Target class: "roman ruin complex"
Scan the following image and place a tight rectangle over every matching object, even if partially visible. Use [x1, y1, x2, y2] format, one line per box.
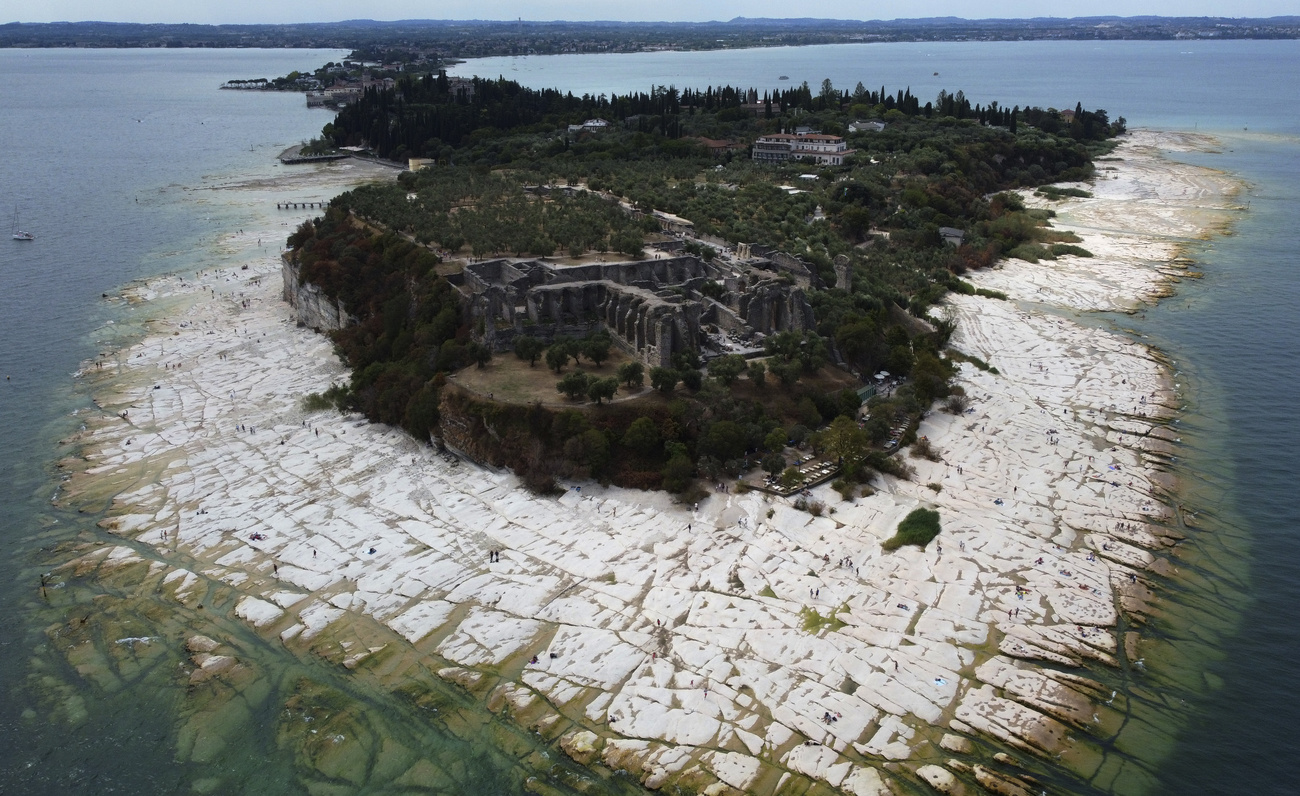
[459, 252, 816, 368]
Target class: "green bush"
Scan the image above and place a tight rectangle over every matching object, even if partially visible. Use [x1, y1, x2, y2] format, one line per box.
[881, 508, 941, 551]
[680, 368, 703, 392]
[1036, 185, 1093, 200]
[1008, 243, 1043, 263]
[1050, 243, 1093, 258]
[301, 392, 333, 411]
[661, 453, 695, 493]
[301, 382, 350, 412]
[649, 366, 678, 394]
[617, 360, 644, 388]
[514, 335, 545, 366]
[557, 371, 590, 400]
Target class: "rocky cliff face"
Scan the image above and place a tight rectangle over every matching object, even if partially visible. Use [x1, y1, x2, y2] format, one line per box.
[281, 255, 353, 331]
[436, 386, 564, 490]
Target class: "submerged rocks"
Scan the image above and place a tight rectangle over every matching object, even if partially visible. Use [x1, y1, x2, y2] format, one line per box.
[917, 764, 963, 795]
[558, 730, 600, 766]
[186, 635, 220, 654]
[939, 733, 973, 754]
[188, 654, 237, 684]
[973, 764, 1036, 796]
[437, 666, 484, 691]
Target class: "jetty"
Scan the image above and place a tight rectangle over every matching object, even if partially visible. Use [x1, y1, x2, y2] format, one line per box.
[277, 144, 351, 165]
[276, 201, 329, 210]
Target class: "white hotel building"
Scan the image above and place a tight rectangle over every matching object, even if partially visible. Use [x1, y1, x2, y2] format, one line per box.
[751, 132, 854, 166]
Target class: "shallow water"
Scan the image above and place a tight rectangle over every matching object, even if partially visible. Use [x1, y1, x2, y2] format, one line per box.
[1123, 135, 1300, 796]
[1, 44, 1298, 795]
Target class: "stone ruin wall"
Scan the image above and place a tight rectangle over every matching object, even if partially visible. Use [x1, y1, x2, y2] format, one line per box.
[282, 250, 817, 369]
[473, 280, 698, 369]
[746, 243, 820, 288]
[466, 255, 816, 369]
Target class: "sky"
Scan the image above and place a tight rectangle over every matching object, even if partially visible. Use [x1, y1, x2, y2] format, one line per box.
[7, 1, 1299, 25]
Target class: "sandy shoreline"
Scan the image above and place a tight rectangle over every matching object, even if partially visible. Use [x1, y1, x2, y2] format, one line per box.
[56, 131, 1241, 795]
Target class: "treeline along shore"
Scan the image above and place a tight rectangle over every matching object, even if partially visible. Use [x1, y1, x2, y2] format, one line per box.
[283, 70, 1125, 502]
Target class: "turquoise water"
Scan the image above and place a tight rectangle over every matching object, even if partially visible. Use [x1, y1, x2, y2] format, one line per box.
[0, 42, 1297, 795]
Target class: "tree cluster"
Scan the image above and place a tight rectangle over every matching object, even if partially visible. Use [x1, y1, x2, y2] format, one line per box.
[286, 209, 467, 442]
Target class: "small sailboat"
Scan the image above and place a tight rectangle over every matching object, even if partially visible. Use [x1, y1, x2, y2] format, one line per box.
[11, 208, 34, 241]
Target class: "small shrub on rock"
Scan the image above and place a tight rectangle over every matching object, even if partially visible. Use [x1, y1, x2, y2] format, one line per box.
[881, 508, 941, 551]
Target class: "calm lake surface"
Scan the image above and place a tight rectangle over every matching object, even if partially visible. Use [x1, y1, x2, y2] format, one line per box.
[1, 41, 1297, 795]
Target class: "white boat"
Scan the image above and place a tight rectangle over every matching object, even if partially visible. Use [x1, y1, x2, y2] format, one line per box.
[11, 208, 34, 241]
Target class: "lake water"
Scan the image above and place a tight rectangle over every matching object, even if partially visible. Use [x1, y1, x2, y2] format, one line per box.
[0, 48, 348, 792]
[1, 42, 1297, 795]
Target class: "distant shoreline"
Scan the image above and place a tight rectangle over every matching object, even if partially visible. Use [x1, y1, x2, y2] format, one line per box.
[4, 17, 1299, 55]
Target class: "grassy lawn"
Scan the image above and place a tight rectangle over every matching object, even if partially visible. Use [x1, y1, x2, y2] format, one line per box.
[450, 346, 650, 406]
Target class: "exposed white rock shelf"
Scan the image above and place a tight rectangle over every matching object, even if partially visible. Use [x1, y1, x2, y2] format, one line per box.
[67, 131, 1236, 794]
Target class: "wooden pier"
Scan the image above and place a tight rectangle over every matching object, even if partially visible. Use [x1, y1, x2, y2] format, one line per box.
[276, 201, 329, 210]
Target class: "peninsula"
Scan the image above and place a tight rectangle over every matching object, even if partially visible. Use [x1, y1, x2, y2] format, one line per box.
[276, 72, 1123, 503]
[34, 31, 1249, 790]
[54, 127, 1237, 795]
